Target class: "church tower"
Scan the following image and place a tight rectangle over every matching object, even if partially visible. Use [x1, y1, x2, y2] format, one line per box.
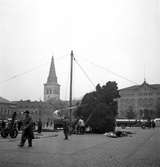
[44, 56, 60, 101]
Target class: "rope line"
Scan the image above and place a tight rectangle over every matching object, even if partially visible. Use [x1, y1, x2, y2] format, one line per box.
[0, 55, 67, 85]
[74, 57, 96, 89]
[77, 57, 138, 85]
[0, 62, 48, 85]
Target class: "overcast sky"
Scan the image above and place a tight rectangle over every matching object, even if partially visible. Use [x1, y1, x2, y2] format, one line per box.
[0, 0, 160, 101]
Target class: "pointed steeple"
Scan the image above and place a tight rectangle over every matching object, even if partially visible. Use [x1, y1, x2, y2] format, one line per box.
[142, 78, 147, 85]
[47, 56, 57, 83]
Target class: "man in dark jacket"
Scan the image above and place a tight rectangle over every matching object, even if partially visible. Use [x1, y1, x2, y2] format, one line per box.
[18, 110, 34, 147]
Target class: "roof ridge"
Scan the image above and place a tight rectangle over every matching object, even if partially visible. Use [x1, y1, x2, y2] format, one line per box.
[119, 83, 160, 91]
[0, 97, 10, 103]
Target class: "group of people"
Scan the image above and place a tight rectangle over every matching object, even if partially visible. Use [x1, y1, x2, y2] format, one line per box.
[62, 117, 86, 140]
[0, 111, 87, 147]
[17, 111, 69, 147]
[74, 118, 85, 134]
[141, 119, 156, 129]
[16, 111, 87, 147]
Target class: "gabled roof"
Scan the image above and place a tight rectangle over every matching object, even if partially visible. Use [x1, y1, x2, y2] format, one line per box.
[0, 97, 10, 103]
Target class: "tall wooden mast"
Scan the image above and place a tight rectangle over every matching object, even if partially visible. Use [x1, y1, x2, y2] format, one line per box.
[69, 50, 74, 124]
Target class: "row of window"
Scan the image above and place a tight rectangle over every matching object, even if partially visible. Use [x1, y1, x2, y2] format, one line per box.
[121, 92, 160, 97]
[120, 93, 135, 97]
[119, 98, 155, 109]
[0, 110, 40, 116]
[46, 89, 59, 94]
[120, 98, 155, 103]
[138, 92, 153, 96]
[0, 109, 11, 115]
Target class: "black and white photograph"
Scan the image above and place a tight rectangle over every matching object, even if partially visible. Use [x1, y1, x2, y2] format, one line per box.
[0, 0, 160, 166]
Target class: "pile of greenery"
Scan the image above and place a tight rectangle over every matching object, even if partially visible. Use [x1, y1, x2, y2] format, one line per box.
[75, 81, 120, 133]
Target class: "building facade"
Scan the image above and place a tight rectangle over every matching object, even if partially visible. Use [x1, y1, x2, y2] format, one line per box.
[44, 56, 60, 101]
[118, 81, 160, 119]
[0, 97, 16, 120]
[14, 100, 55, 123]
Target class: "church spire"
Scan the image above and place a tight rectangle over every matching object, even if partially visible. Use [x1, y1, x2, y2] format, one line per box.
[47, 56, 57, 83]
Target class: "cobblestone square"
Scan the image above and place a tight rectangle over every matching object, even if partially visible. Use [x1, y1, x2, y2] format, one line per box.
[0, 128, 159, 167]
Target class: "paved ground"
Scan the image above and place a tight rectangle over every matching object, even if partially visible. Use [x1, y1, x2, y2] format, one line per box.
[0, 127, 159, 167]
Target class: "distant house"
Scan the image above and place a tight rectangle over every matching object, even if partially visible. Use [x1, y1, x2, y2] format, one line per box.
[118, 80, 160, 119]
[0, 97, 16, 120]
[14, 100, 54, 122]
[14, 100, 68, 124]
[0, 95, 77, 125]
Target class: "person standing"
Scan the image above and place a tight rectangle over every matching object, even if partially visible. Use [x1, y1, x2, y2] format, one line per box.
[18, 120, 22, 131]
[2, 120, 6, 129]
[151, 120, 156, 128]
[37, 118, 42, 133]
[18, 111, 34, 147]
[78, 118, 85, 134]
[63, 117, 69, 140]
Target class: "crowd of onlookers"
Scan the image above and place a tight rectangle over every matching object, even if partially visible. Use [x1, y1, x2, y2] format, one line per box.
[1, 117, 158, 135]
[0, 119, 43, 133]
